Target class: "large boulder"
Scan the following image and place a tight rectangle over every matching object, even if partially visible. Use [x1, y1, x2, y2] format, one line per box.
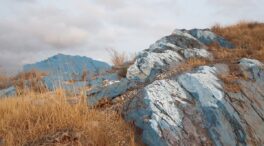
[125, 79, 211, 146]
[126, 30, 214, 83]
[224, 58, 264, 144]
[125, 63, 264, 146]
[87, 78, 131, 106]
[178, 66, 247, 146]
[87, 29, 216, 105]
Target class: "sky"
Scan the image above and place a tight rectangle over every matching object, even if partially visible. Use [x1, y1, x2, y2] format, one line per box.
[0, 0, 263, 74]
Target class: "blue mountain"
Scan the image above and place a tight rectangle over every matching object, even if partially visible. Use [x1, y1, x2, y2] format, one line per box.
[23, 53, 110, 79]
[23, 54, 111, 90]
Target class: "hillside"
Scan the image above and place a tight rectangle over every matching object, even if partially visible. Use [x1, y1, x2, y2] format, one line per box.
[0, 22, 264, 146]
[88, 22, 264, 146]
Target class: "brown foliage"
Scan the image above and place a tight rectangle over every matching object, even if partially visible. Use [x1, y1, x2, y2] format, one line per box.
[158, 58, 210, 79]
[0, 91, 135, 146]
[0, 74, 12, 90]
[211, 21, 264, 92]
[108, 48, 127, 67]
[108, 48, 135, 78]
[13, 70, 48, 95]
[211, 21, 264, 62]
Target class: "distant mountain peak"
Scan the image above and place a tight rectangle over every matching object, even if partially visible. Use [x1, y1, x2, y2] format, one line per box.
[23, 53, 110, 81]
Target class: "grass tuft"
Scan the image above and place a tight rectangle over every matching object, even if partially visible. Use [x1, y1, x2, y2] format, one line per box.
[0, 91, 135, 146]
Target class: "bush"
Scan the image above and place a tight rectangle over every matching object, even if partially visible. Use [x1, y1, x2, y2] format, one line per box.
[108, 49, 135, 78]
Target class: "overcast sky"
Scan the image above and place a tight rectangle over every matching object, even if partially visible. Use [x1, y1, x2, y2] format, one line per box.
[0, 0, 263, 74]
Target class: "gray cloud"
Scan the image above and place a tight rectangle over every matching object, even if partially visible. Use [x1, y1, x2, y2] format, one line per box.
[0, 0, 263, 74]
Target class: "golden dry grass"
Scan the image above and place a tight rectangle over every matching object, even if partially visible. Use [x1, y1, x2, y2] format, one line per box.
[0, 74, 11, 90]
[14, 70, 48, 94]
[158, 58, 210, 79]
[0, 70, 48, 95]
[162, 22, 264, 91]
[107, 49, 135, 78]
[211, 21, 264, 92]
[0, 91, 135, 146]
[211, 21, 264, 62]
[108, 49, 127, 67]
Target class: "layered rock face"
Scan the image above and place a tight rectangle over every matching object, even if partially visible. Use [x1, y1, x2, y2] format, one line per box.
[122, 29, 264, 146]
[84, 28, 263, 145]
[125, 59, 264, 146]
[126, 29, 228, 83]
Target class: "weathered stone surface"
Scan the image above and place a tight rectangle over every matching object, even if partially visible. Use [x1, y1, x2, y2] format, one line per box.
[188, 29, 235, 48]
[127, 50, 183, 82]
[0, 86, 16, 97]
[126, 31, 212, 83]
[178, 66, 247, 146]
[126, 28, 233, 83]
[223, 58, 264, 145]
[87, 79, 130, 106]
[125, 63, 264, 146]
[181, 48, 213, 60]
[172, 29, 235, 48]
[239, 58, 264, 81]
[125, 79, 211, 146]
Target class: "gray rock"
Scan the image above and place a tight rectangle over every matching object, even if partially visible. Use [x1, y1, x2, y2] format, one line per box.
[239, 58, 264, 81]
[125, 64, 264, 146]
[178, 66, 246, 146]
[126, 30, 211, 83]
[87, 78, 130, 106]
[125, 79, 209, 146]
[181, 48, 213, 60]
[0, 86, 16, 97]
[172, 29, 234, 48]
[89, 73, 119, 87]
[127, 50, 183, 82]
[223, 58, 264, 144]
[188, 29, 235, 48]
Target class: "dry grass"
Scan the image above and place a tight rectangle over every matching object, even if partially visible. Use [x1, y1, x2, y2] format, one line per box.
[211, 21, 264, 92]
[211, 21, 264, 62]
[107, 49, 135, 78]
[14, 70, 48, 95]
[158, 58, 209, 79]
[108, 49, 127, 67]
[0, 74, 12, 90]
[0, 70, 48, 95]
[0, 91, 135, 146]
[160, 22, 264, 91]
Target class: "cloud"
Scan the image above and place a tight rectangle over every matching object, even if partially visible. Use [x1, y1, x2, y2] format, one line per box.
[207, 0, 264, 22]
[0, 0, 263, 74]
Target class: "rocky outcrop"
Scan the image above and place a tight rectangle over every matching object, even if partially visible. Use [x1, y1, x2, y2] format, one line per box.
[87, 29, 232, 106]
[127, 50, 183, 82]
[87, 79, 131, 106]
[188, 29, 235, 48]
[127, 29, 231, 83]
[81, 27, 263, 146]
[125, 79, 211, 146]
[125, 60, 264, 146]
[224, 58, 264, 145]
